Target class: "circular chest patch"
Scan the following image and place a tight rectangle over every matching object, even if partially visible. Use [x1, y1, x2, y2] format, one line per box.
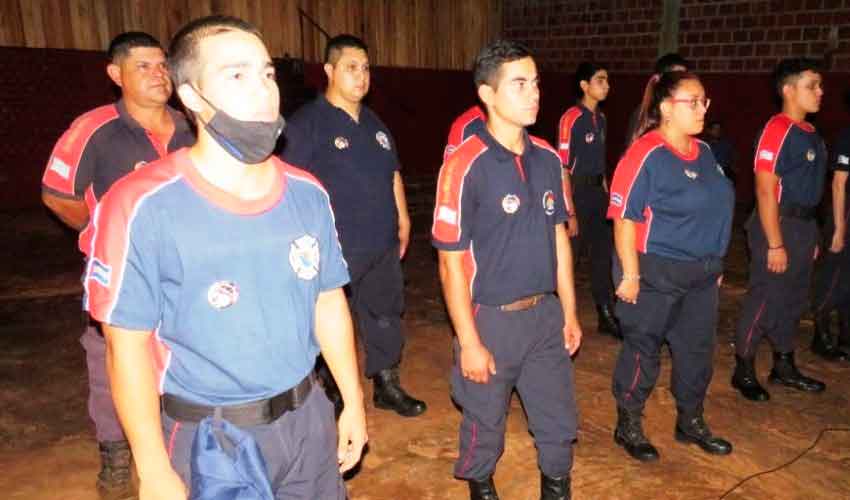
[289, 234, 320, 280]
[542, 190, 556, 215]
[585, 132, 595, 143]
[806, 148, 816, 162]
[207, 281, 239, 310]
[502, 194, 521, 214]
[334, 136, 349, 150]
[376, 131, 391, 150]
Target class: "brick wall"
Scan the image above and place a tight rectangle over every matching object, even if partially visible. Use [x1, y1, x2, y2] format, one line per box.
[680, 0, 850, 72]
[502, 0, 663, 72]
[503, 0, 850, 73]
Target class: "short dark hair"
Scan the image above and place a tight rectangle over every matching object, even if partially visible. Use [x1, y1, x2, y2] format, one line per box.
[655, 53, 690, 74]
[473, 39, 532, 89]
[773, 57, 821, 99]
[168, 15, 262, 89]
[324, 34, 368, 65]
[575, 61, 607, 96]
[107, 32, 162, 63]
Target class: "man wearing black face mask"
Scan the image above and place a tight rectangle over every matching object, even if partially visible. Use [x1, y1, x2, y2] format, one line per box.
[84, 16, 367, 499]
[283, 34, 427, 418]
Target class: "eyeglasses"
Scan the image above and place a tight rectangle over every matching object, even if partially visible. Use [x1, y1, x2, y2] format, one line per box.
[669, 97, 711, 110]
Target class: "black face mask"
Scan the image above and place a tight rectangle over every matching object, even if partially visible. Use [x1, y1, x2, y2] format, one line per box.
[195, 90, 285, 164]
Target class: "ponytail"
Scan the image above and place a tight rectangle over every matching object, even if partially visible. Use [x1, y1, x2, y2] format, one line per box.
[630, 71, 700, 146]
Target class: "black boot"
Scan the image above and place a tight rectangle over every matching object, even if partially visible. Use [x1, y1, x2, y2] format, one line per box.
[468, 476, 499, 500]
[811, 312, 845, 361]
[613, 407, 659, 462]
[674, 411, 732, 455]
[596, 303, 623, 339]
[540, 472, 571, 500]
[731, 355, 770, 401]
[96, 440, 135, 500]
[768, 351, 826, 392]
[837, 310, 850, 358]
[372, 366, 427, 417]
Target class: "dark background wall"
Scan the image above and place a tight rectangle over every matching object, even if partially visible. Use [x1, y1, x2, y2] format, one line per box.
[503, 0, 850, 72]
[2, 1, 850, 210]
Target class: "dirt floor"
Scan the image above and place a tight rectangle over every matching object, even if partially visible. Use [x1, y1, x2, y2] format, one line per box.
[1, 203, 849, 500]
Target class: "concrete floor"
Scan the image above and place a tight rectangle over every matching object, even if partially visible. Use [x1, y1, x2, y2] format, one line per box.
[1, 205, 849, 500]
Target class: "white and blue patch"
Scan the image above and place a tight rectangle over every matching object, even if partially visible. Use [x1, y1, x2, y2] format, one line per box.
[289, 234, 320, 280]
[610, 192, 624, 207]
[376, 131, 391, 150]
[49, 157, 71, 179]
[89, 258, 112, 287]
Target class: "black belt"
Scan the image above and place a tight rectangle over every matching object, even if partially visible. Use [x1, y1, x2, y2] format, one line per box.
[778, 204, 816, 219]
[162, 372, 315, 426]
[571, 174, 604, 187]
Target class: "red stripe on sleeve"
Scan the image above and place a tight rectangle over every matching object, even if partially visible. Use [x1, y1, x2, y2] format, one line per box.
[444, 106, 486, 162]
[754, 114, 793, 174]
[557, 106, 582, 167]
[85, 154, 183, 325]
[42, 105, 119, 196]
[607, 133, 663, 220]
[432, 136, 487, 244]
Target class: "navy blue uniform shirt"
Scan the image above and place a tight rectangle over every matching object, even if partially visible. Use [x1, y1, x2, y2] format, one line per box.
[557, 104, 607, 176]
[432, 128, 569, 306]
[754, 113, 826, 208]
[608, 131, 734, 261]
[282, 95, 400, 255]
[42, 99, 195, 254]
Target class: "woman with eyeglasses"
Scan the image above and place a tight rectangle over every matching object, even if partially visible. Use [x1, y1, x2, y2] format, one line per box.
[606, 71, 734, 462]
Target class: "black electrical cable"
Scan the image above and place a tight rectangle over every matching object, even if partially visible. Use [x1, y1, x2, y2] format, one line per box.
[718, 427, 850, 499]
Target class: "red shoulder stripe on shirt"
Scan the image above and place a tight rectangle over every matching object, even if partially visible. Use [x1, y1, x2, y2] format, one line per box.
[444, 106, 486, 161]
[557, 106, 583, 166]
[529, 135, 572, 212]
[42, 104, 120, 196]
[754, 114, 794, 174]
[607, 133, 664, 220]
[432, 136, 487, 244]
[84, 154, 183, 325]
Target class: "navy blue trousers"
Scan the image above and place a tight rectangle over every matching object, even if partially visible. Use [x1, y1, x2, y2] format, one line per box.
[613, 253, 722, 414]
[571, 185, 615, 308]
[452, 294, 577, 480]
[162, 386, 345, 500]
[735, 215, 818, 357]
[345, 245, 405, 377]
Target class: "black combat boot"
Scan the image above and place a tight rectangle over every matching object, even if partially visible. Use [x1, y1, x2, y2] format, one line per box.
[811, 312, 845, 360]
[613, 406, 659, 462]
[674, 411, 732, 455]
[96, 440, 135, 500]
[768, 351, 826, 392]
[837, 310, 850, 359]
[468, 476, 499, 500]
[596, 303, 623, 339]
[372, 366, 427, 417]
[540, 472, 571, 500]
[731, 355, 770, 401]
